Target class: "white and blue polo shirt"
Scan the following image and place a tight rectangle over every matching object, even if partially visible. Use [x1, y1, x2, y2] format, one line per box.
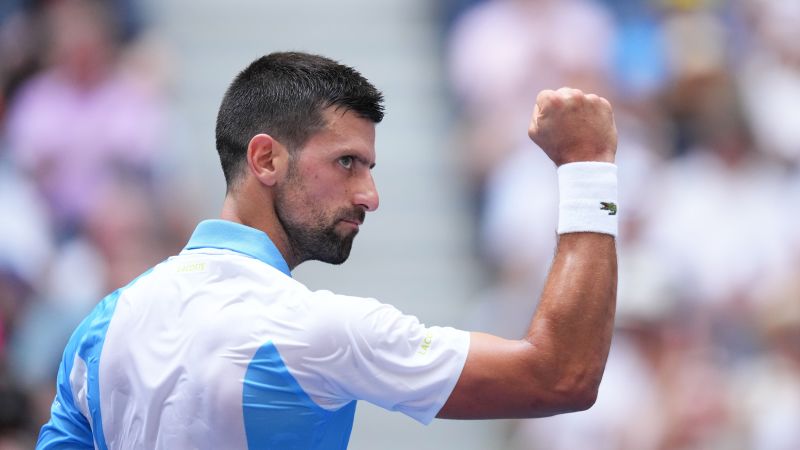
[37, 220, 470, 449]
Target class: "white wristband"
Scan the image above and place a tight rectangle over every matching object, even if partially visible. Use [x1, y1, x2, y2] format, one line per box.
[557, 162, 618, 236]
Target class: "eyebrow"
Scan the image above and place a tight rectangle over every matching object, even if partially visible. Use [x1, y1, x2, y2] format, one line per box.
[351, 153, 375, 169]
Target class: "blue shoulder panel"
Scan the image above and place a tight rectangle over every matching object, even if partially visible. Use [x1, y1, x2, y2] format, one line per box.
[37, 269, 153, 450]
[36, 316, 95, 449]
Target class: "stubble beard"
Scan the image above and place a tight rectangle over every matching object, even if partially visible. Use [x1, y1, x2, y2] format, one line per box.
[274, 180, 363, 266]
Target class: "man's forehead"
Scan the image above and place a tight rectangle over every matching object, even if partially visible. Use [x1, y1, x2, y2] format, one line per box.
[309, 107, 376, 156]
[322, 106, 376, 131]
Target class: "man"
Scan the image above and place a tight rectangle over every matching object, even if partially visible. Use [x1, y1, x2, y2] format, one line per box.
[37, 52, 618, 449]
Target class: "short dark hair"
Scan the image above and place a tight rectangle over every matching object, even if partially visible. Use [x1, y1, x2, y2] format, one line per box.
[215, 52, 385, 187]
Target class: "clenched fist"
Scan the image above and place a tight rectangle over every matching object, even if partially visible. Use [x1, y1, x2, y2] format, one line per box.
[528, 88, 617, 166]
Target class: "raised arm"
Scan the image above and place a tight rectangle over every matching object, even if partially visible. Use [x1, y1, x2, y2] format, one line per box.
[438, 88, 618, 419]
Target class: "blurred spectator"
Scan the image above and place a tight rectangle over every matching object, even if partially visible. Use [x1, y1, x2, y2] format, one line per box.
[0, 2, 42, 122]
[0, 159, 53, 361]
[737, 0, 800, 163]
[731, 262, 800, 450]
[607, 0, 669, 101]
[0, 0, 179, 444]
[4, 0, 166, 239]
[84, 177, 167, 293]
[643, 118, 794, 311]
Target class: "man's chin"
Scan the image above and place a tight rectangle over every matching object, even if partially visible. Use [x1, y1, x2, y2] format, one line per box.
[314, 235, 355, 265]
[316, 250, 350, 265]
[326, 256, 349, 266]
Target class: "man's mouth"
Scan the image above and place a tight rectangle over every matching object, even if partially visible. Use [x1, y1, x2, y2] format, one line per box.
[339, 219, 362, 231]
[339, 209, 365, 226]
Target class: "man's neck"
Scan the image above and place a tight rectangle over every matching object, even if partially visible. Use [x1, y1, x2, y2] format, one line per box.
[220, 187, 299, 270]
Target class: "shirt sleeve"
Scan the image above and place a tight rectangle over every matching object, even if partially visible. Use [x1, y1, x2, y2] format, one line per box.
[36, 344, 94, 449]
[295, 292, 471, 424]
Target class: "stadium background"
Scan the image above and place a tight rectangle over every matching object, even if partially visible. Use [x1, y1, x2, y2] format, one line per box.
[1, 0, 798, 448]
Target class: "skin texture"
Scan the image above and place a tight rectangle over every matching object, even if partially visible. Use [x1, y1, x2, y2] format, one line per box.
[223, 87, 617, 419]
[438, 87, 618, 419]
[221, 107, 378, 269]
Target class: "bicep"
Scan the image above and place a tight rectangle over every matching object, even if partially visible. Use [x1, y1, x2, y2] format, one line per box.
[437, 332, 585, 420]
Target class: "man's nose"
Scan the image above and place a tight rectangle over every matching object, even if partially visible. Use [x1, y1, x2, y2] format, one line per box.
[353, 172, 379, 212]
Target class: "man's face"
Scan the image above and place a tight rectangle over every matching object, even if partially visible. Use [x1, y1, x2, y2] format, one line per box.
[274, 107, 379, 265]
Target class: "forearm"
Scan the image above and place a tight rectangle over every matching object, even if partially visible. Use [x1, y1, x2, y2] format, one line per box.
[438, 88, 619, 420]
[524, 232, 617, 409]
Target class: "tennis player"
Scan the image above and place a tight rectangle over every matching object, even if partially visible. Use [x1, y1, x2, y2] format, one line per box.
[37, 52, 618, 449]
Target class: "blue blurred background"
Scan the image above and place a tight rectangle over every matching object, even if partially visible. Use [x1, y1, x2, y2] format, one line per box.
[1, 0, 798, 448]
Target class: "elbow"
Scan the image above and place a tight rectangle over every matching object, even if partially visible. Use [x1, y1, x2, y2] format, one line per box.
[563, 382, 599, 412]
[547, 371, 602, 414]
[547, 353, 608, 413]
[512, 376, 600, 418]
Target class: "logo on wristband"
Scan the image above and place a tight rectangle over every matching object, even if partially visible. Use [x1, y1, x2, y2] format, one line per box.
[600, 202, 617, 215]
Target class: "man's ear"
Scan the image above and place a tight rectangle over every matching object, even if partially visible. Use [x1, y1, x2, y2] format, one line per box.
[246, 134, 288, 187]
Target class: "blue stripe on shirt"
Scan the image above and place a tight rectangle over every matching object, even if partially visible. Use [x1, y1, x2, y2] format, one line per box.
[37, 269, 153, 450]
[243, 341, 356, 449]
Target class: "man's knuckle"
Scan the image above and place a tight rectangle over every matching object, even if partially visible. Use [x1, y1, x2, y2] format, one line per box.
[537, 89, 555, 102]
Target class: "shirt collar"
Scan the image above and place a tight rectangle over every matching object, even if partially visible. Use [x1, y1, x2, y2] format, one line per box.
[183, 219, 291, 276]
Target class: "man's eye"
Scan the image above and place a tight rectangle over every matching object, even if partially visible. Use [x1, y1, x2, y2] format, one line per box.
[338, 156, 354, 169]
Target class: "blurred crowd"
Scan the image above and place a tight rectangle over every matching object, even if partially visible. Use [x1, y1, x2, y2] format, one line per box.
[445, 0, 800, 448]
[0, 0, 196, 447]
[1, 0, 798, 448]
